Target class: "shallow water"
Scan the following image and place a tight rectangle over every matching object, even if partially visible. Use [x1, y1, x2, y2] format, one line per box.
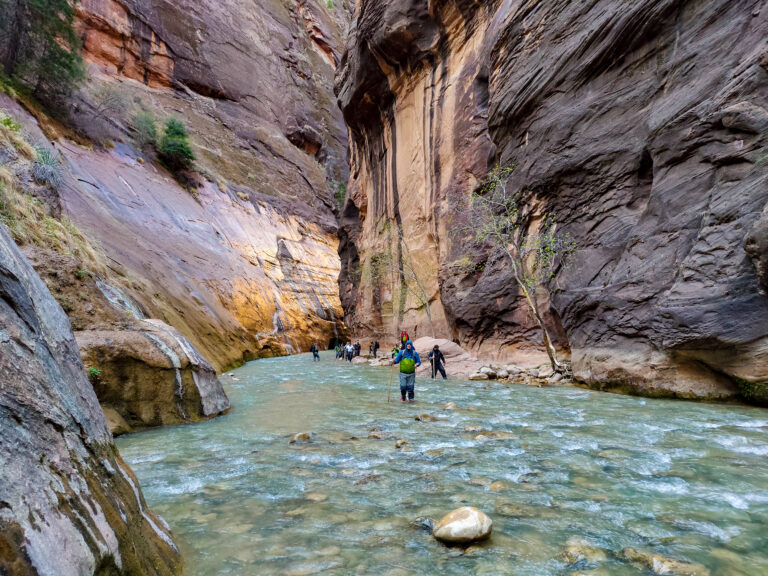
[117, 352, 768, 575]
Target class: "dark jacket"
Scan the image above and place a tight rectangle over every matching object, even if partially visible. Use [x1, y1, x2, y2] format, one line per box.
[428, 350, 445, 366]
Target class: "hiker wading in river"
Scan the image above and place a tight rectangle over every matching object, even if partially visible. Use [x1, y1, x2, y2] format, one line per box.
[428, 344, 447, 379]
[394, 340, 421, 403]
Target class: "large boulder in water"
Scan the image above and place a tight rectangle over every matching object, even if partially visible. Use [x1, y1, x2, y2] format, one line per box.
[433, 506, 493, 545]
[77, 318, 230, 434]
[0, 225, 181, 575]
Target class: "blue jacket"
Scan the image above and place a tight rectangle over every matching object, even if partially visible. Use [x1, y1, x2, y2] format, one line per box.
[394, 341, 421, 365]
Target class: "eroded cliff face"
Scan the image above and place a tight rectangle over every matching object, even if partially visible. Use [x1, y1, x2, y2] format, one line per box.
[336, 0, 768, 401]
[22, 0, 353, 370]
[0, 225, 181, 576]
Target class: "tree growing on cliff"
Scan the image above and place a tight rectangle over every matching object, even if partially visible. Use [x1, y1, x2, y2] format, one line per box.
[158, 118, 195, 173]
[463, 164, 575, 374]
[0, 0, 85, 110]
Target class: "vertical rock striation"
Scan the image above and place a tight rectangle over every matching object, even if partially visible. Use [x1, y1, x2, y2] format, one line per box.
[336, 0, 768, 402]
[0, 225, 181, 575]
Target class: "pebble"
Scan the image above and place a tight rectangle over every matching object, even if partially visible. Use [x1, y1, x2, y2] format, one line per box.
[395, 439, 408, 449]
[305, 493, 327, 502]
[444, 402, 457, 410]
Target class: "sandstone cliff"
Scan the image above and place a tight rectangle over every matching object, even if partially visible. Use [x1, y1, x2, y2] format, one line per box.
[0, 225, 181, 575]
[336, 0, 768, 402]
[0, 0, 352, 373]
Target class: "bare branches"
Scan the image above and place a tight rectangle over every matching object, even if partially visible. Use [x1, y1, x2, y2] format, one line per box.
[463, 164, 575, 373]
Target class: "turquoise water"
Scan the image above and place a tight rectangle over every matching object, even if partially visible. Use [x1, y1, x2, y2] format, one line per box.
[117, 352, 768, 575]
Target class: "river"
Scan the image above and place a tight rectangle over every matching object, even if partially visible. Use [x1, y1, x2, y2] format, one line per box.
[117, 352, 768, 575]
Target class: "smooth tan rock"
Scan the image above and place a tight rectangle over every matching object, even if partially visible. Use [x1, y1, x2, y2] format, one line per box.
[395, 439, 409, 449]
[289, 432, 312, 444]
[368, 432, 384, 440]
[469, 372, 489, 381]
[621, 548, 710, 576]
[444, 402, 457, 410]
[468, 477, 491, 486]
[415, 413, 437, 422]
[102, 406, 132, 436]
[487, 481, 506, 492]
[561, 537, 608, 565]
[433, 507, 493, 545]
[305, 493, 327, 503]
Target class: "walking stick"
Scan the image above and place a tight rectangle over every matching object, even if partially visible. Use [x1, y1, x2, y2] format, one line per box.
[387, 362, 394, 403]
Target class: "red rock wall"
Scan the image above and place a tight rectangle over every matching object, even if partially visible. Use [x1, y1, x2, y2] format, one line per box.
[47, 0, 355, 369]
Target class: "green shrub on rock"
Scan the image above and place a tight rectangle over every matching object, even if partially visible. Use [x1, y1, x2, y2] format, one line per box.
[158, 117, 195, 173]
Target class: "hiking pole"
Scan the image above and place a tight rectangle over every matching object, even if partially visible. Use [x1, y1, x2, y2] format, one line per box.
[387, 362, 394, 403]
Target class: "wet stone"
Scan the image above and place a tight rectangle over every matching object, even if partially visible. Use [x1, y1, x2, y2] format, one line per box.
[433, 506, 493, 545]
[621, 548, 710, 576]
[289, 432, 313, 444]
[415, 413, 438, 422]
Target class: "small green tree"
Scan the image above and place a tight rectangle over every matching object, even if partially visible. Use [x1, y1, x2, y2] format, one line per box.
[132, 110, 158, 150]
[465, 164, 575, 374]
[1, 0, 85, 109]
[158, 117, 195, 173]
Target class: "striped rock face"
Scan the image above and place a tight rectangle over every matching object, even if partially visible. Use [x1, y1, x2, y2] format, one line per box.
[433, 506, 493, 545]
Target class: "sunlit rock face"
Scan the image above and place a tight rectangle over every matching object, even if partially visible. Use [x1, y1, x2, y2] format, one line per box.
[336, 1, 768, 401]
[0, 225, 181, 576]
[62, 0, 353, 369]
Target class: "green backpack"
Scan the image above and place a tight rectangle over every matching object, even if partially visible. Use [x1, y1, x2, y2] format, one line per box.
[400, 357, 416, 374]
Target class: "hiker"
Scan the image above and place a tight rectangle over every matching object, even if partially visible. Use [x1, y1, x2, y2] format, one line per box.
[346, 342, 354, 362]
[335, 344, 343, 360]
[391, 344, 400, 359]
[400, 331, 410, 350]
[354, 342, 361, 357]
[369, 342, 375, 356]
[394, 340, 421, 403]
[428, 344, 447, 379]
[311, 342, 320, 362]
[373, 340, 380, 358]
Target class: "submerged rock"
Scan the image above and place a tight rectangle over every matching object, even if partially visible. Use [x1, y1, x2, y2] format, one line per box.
[415, 414, 437, 422]
[622, 548, 710, 576]
[561, 536, 608, 565]
[433, 507, 493, 545]
[289, 432, 313, 444]
[395, 439, 409, 449]
[0, 226, 181, 575]
[409, 517, 434, 533]
[444, 402, 457, 410]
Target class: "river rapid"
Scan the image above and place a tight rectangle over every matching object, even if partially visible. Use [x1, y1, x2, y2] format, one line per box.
[117, 352, 768, 575]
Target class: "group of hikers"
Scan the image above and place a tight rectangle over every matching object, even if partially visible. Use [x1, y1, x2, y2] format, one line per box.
[332, 341, 366, 361]
[316, 330, 449, 403]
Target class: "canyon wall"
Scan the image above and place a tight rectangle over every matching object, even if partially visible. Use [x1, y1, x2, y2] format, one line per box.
[66, 0, 352, 369]
[2, 0, 352, 374]
[0, 225, 181, 576]
[336, 0, 768, 402]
